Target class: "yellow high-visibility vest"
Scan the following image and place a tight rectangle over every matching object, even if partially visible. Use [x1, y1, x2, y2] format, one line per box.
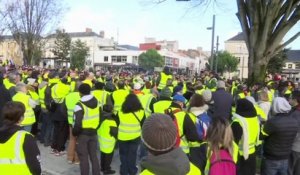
[118, 110, 144, 141]
[158, 72, 172, 90]
[65, 92, 81, 125]
[92, 90, 109, 108]
[140, 94, 154, 118]
[112, 89, 129, 113]
[153, 100, 172, 114]
[97, 119, 117, 153]
[80, 102, 100, 129]
[140, 162, 201, 175]
[13, 92, 35, 126]
[0, 131, 32, 175]
[38, 86, 47, 110]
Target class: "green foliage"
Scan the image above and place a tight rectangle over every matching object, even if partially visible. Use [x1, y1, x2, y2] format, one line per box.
[70, 39, 89, 70]
[213, 51, 239, 74]
[267, 49, 288, 74]
[138, 49, 164, 70]
[52, 30, 71, 64]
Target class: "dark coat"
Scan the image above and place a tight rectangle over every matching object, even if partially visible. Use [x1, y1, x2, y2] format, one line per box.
[212, 88, 234, 119]
[0, 84, 11, 126]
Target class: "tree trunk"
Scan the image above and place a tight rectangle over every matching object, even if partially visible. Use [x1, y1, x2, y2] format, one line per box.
[247, 52, 268, 86]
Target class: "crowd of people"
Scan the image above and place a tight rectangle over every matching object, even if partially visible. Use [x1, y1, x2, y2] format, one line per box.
[0, 65, 300, 175]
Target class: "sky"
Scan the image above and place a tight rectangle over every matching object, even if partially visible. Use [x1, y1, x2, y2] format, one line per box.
[61, 0, 300, 51]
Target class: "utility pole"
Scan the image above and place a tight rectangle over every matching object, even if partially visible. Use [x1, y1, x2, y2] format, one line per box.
[207, 15, 215, 71]
[215, 35, 219, 73]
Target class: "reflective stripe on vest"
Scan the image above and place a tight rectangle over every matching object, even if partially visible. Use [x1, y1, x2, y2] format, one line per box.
[12, 92, 35, 126]
[232, 114, 260, 159]
[172, 109, 190, 154]
[98, 119, 117, 153]
[140, 94, 154, 117]
[0, 131, 31, 174]
[80, 102, 100, 129]
[118, 110, 144, 141]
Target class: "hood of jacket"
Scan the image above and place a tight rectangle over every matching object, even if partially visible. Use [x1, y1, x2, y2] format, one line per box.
[80, 94, 98, 109]
[0, 122, 21, 143]
[189, 105, 209, 116]
[140, 148, 190, 175]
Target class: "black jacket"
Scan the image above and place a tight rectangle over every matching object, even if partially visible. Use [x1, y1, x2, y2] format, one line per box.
[0, 84, 11, 126]
[0, 123, 41, 175]
[72, 95, 100, 137]
[262, 113, 299, 160]
[212, 88, 234, 119]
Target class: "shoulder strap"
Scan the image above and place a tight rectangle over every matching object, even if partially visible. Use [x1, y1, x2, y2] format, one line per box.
[132, 112, 141, 124]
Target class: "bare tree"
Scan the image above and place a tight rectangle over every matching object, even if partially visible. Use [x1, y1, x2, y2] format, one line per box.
[153, 0, 300, 85]
[0, 0, 65, 65]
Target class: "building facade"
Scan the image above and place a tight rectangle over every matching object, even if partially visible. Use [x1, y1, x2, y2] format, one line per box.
[0, 36, 23, 66]
[224, 33, 249, 79]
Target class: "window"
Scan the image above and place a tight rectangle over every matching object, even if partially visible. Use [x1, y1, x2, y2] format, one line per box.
[104, 56, 108, 62]
[112, 56, 127, 62]
[112, 56, 117, 62]
[121, 56, 127, 62]
[288, 64, 293, 68]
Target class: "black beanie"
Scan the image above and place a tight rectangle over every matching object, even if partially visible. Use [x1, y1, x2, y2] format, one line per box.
[79, 83, 91, 95]
[236, 99, 257, 117]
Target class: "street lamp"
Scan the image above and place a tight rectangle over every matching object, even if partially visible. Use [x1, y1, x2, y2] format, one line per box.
[207, 15, 215, 71]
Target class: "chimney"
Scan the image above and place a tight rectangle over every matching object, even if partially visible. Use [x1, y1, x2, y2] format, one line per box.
[85, 28, 92, 33]
[99, 31, 105, 38]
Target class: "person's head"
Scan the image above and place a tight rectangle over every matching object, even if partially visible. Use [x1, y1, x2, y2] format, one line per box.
[88, 72, 95, 80]
[188, 94, 206, 111]
[15, 82, 27, 93]
[172, 94, 186, 108]
[134, 83, 141, 90]
[202, 89, 213, 104]
[236, 99, 257, 117]
[121, 94, 143, 113]
[150, 88, 159, 98]
[272, 97, 291, 114]
[206, 117, 234, 157]
[216, 80, 225, 89]
[173, 85, 183, 96]
[145, 81, 151, 89]
[94, 82, 105, 90]
[78, 83, 91, 96]
[142, 114, 177, 155]
[8, 72, 20, 84]
[160, 87, 172, 98]
[117, 80, 125, 89]
[2, 101, 25, 125]
[258, 90, 269, 102]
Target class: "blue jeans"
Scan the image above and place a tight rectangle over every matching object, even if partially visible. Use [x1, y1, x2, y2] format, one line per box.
[138, 142, 148, 161]
[119, 138, 140, 175]
[40, 112, 53, 146]
[261, 158, 288, 175]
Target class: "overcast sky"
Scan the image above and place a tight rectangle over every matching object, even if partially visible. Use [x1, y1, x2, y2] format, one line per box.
[61, 0, 300, 51]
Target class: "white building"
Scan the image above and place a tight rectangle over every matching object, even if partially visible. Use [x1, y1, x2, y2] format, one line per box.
[225, 33, 249, 79]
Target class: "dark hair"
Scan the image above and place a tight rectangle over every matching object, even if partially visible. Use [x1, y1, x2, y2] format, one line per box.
[118, 80, 125, 89]
[2, 102, 25, 124]
[79, 83, 91, 95]
[189, 94, 205, 109]
[122, 94, 143, 113]
[95, 82, 105, 90]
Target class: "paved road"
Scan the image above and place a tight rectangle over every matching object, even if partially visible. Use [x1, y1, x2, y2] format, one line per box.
[39, 142, 122, 175]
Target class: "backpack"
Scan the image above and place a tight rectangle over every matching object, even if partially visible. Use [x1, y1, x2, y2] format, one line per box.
[44, 83, 56, 112]
[195, 112, 211, 140]
[164, 108, 182, 147]
[209, 149, 236, 175]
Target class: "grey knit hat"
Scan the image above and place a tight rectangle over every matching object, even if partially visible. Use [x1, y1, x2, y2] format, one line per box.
[160, 87, 172, 98]
[141, 114, 177, 152]
[202, 89, 213, 103]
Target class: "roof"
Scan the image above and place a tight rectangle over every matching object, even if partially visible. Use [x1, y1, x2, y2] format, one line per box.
[47, 32, 99, 38]
[287, 50, 300, 62]
[118, 45, 140, 51]
[226, 32, 245, 41]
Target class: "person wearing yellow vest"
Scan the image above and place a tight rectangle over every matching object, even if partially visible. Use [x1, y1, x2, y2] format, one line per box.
[117, 94, 145, 175]
[92, 82, 110, 109]
[140, 88, 159, 118]
[111, 80, 129, 114]
[168, 95, 201, 155]
[97, 104, 117, 175]
[50, 72, 71, 156]
[13, 82, 37, 132]
[153, 87, 173, 114]
[132, 82, 144, 97]
[82, 72, 95, 88]
[0, 101, 41, 175]
[156, 67, 173, 91]
[257, 90, 271, 120]
[64, 83, 81, 165]
[140, 114, 201, 175]
[72, 83, 101, 175]
[231, 99, 260, 175]
[4, 72, 21, 97]
[246, 96, 268, 123]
